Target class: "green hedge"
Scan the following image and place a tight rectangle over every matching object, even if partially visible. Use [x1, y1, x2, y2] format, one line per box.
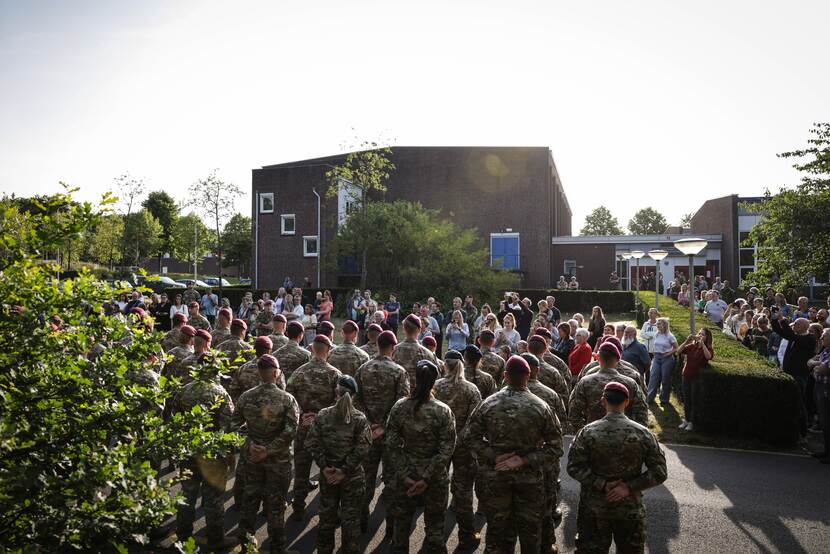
[494, 289, 635, 314]
[638, 292, 800, 445]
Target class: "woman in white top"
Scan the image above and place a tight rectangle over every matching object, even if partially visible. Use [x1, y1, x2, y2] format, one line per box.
[495, 313, 521, 352]
[640, 308, 659, 354]
[170, 293, 187, 321]
[301, 304, 317, 345]
[445, 310, 470, 351]
[647, 317, 679, 404]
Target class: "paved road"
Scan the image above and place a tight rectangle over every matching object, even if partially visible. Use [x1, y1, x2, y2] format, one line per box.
[160, 439, 829, 553]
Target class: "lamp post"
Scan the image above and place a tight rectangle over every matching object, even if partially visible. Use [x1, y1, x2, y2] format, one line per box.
[648, 249, 669, 310]
[621, 252, 632, 291]
[673, 238, 709, 336]
[630, 250, 645, 296]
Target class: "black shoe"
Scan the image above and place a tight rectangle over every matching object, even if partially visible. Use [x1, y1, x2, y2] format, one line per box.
[308, 479, 319, 489]
[289, 507, 305, 522]
[197, 535, 239, 551]
[383, 519, 394, 541]
[811, 451, 828, 458]
[458, 533, 481, 550]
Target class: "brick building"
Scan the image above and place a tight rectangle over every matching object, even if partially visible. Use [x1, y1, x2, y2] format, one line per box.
[251, 146, 571, 290]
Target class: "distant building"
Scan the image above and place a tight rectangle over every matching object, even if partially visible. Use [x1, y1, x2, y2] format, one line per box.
[251, 147, 571, 290]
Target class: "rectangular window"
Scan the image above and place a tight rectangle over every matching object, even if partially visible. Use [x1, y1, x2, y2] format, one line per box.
[337, 178, 359, 226]
[303, 235, 318, 257]
[564, 259, 577, 277]
[739, 249, 755, 266]
[259, 192, 274, 214]
[280, 214, 295, 235]
[490, 233, 520, 270]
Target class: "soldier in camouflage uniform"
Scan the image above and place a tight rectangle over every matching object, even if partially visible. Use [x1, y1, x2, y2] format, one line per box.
[186, 301, 211, 331]
[567, 381, 667, 553]
[521, 352, 566, 553]
[393, 314, 438, 390]
[216, 318, 254, 367]
[478, 330, 506, 385]
[275, 321, 311, 380]
[286, 334, 342, 518]
[421, 336, 445, 375]
[462, 344, 498, 400]
[432, 350, 482, 549]
[353, 330, 410, 535]
[528, 335, 571, 407]
[361, 322, 383, 359]
[386, 360, 456, 554]
[255, 299, 275, 336]
[231, 354, 300, 553]
[163, 325, 196, 382]
[169, 357, 235, 549]
[177, 329, 213, 381]
[210, 307, 233, 346]
[161, 312, 189, 351]
[306, 375, 372, 554]
[532, 326, 573, 389]
[317, 319, 335, 341]
[268, 313, 290, 351]
[569, 342, 649, 433]
[463, 355, 564, 554]
[328, 320, 371, 376]
[182, 282, 201, 305]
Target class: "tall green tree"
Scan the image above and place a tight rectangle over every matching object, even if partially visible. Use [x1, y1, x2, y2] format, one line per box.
[743, 122, 830, 289]
[114, 174, 145, 265]
[627, 207, 669, 235]
[0, 189, 240, 550]
[679, 212, 694, 228]
[580, 206, 623, 235]
[188, 170, 242, 297]
[122, 209, 162, 265]
[326, 142, 396, 290]
[326, 200, 516, 302]
[90, 214, 125, 270]
[222, 214, 252, 277]
[142, 191, 179, 271]
[171, 213, 213, 271]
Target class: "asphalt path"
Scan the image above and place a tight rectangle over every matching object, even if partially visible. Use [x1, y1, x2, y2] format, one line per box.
[157, 437, 829, 553]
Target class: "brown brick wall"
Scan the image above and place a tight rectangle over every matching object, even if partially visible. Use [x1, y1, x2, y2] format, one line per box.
[691, 195, 737, 284]
[550, 243, 616, 290]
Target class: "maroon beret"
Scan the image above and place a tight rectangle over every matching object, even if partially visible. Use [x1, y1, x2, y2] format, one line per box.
[130, 307, 146, 317]
[313, 334, 333, 348]
[188, 301, 199, 308]
[528, 334, 547, 346]
[286, 320, 305, 338]
[272, 313, 287, 323]
[533, 327, 552, 340]
[342, 320, 359, 332]
[603, 381, 629, 398]
[422, 336, 437, 348]
[180, 325, 196, 337]
[603, 336, 623, 351]
[218, 307, 232, 319]
[264, 299, 274, 306]
[505, 355, 531, 376]
[254, 336, 273, 349]
[403, 314, 422, 328]
[377, 330, 398, 348]
[231, 318, 248, 331]
[173, 312, 188, 323]
[195, 329, 212, 342]
[318, 320, 335, 332]
[257, 354, 279, 370]
[598, 342, 621, 359]
[367, 323, 384, 334]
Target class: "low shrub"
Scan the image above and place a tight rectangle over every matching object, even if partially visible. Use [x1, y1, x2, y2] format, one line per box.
[639, 292, 800, 445]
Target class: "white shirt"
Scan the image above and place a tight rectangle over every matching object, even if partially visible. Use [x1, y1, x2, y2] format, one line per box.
[704, 299, 729, 323]
[777, 338, 788, 366]
[653, 332, 678, 355]
[170, 304, 187, 319]
[640, 320, 659, 353]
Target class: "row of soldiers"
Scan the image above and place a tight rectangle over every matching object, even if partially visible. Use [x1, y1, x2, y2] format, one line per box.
[150, 306, 667, 553]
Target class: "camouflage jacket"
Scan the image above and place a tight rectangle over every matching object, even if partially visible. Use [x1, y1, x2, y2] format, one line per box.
[306, 401, 372, 476]
[386, 397, 456, 483]
[327, 342, 371, 376]
[268, 332, 289, 351]
[254, 310, 273, 334]
[479, 348, 506, 385]
[231, 383, 300, 461]
[182, 289, 201, 305]
[393, 338, 437, 390]
[544, 351, 572, 387]
[275, 341, 312, 379]
[286, 359, 342, 414]
[188, 313, 211, 331]
[161, 328, 182, 352]
[463, 362, 498, 400]
[217, 337, 253, 365]
[568, 368, 648, 432]
[229, 356, 286, 402]
[126, 366, 160, 390]
[211, 327, 232, 346]
[354, 356, 410, 427]
[361, 342, 378, 359]
[463, 386, 563, 474]
[433, 376, 482, 435]
[171, 378, 233, 432]
[164, 345, 194, 381]
[539, 360, 570, 408]
[580, 359, 644, 391]
[567, 412, 667, 518]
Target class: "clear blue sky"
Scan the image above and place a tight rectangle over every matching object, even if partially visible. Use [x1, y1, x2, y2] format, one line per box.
[1, 0, 828, 230]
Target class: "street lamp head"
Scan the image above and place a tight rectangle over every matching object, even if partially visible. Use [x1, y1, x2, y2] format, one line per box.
[621, 252, 632, 260]
[648, 249, 669, 261]
[673, 238, 708, 256]
[630, 250, 645, 260]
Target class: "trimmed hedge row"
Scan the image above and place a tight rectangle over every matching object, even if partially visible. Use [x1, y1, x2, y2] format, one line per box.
[489, 290, 636, 314]
[638, 292, 800, 445]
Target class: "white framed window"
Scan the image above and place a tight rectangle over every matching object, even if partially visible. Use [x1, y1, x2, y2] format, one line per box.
[490, 233, 520, 270]
[303, 235, 318, 257]
[564, 260, 577, 277]
[337, 178, 360, 226]
[259, 192, 274, 214]
[280, 214, 295, 235]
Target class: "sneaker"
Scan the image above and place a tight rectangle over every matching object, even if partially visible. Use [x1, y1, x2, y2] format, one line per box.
[685, 422, 694, 432]
[678, 421, 689, 430]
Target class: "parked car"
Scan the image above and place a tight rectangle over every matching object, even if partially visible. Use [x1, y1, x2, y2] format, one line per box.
[175, 279, 210, 288]
[202, 277, 232, 287]
[238, 278, 252, 286]
[138, 275, 179, 292]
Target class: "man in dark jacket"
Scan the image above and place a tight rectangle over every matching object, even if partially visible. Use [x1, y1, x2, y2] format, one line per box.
[499, 293, 534, 340]
[772, 315, 816, 436]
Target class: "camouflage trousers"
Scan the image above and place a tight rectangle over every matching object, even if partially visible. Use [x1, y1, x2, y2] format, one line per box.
[363, 440, 394, 523]
[391, 474, 449, 554]
[241, 456, 292, 552]
[292, 423, 314, 510]
[477, 467, 545, 554]
[317, 473, 366, 554]
[503, 465, 559, 550]
[575, 504, 646, 554]
[176, 457, 228, 540]
[450, 447, 478, 541]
